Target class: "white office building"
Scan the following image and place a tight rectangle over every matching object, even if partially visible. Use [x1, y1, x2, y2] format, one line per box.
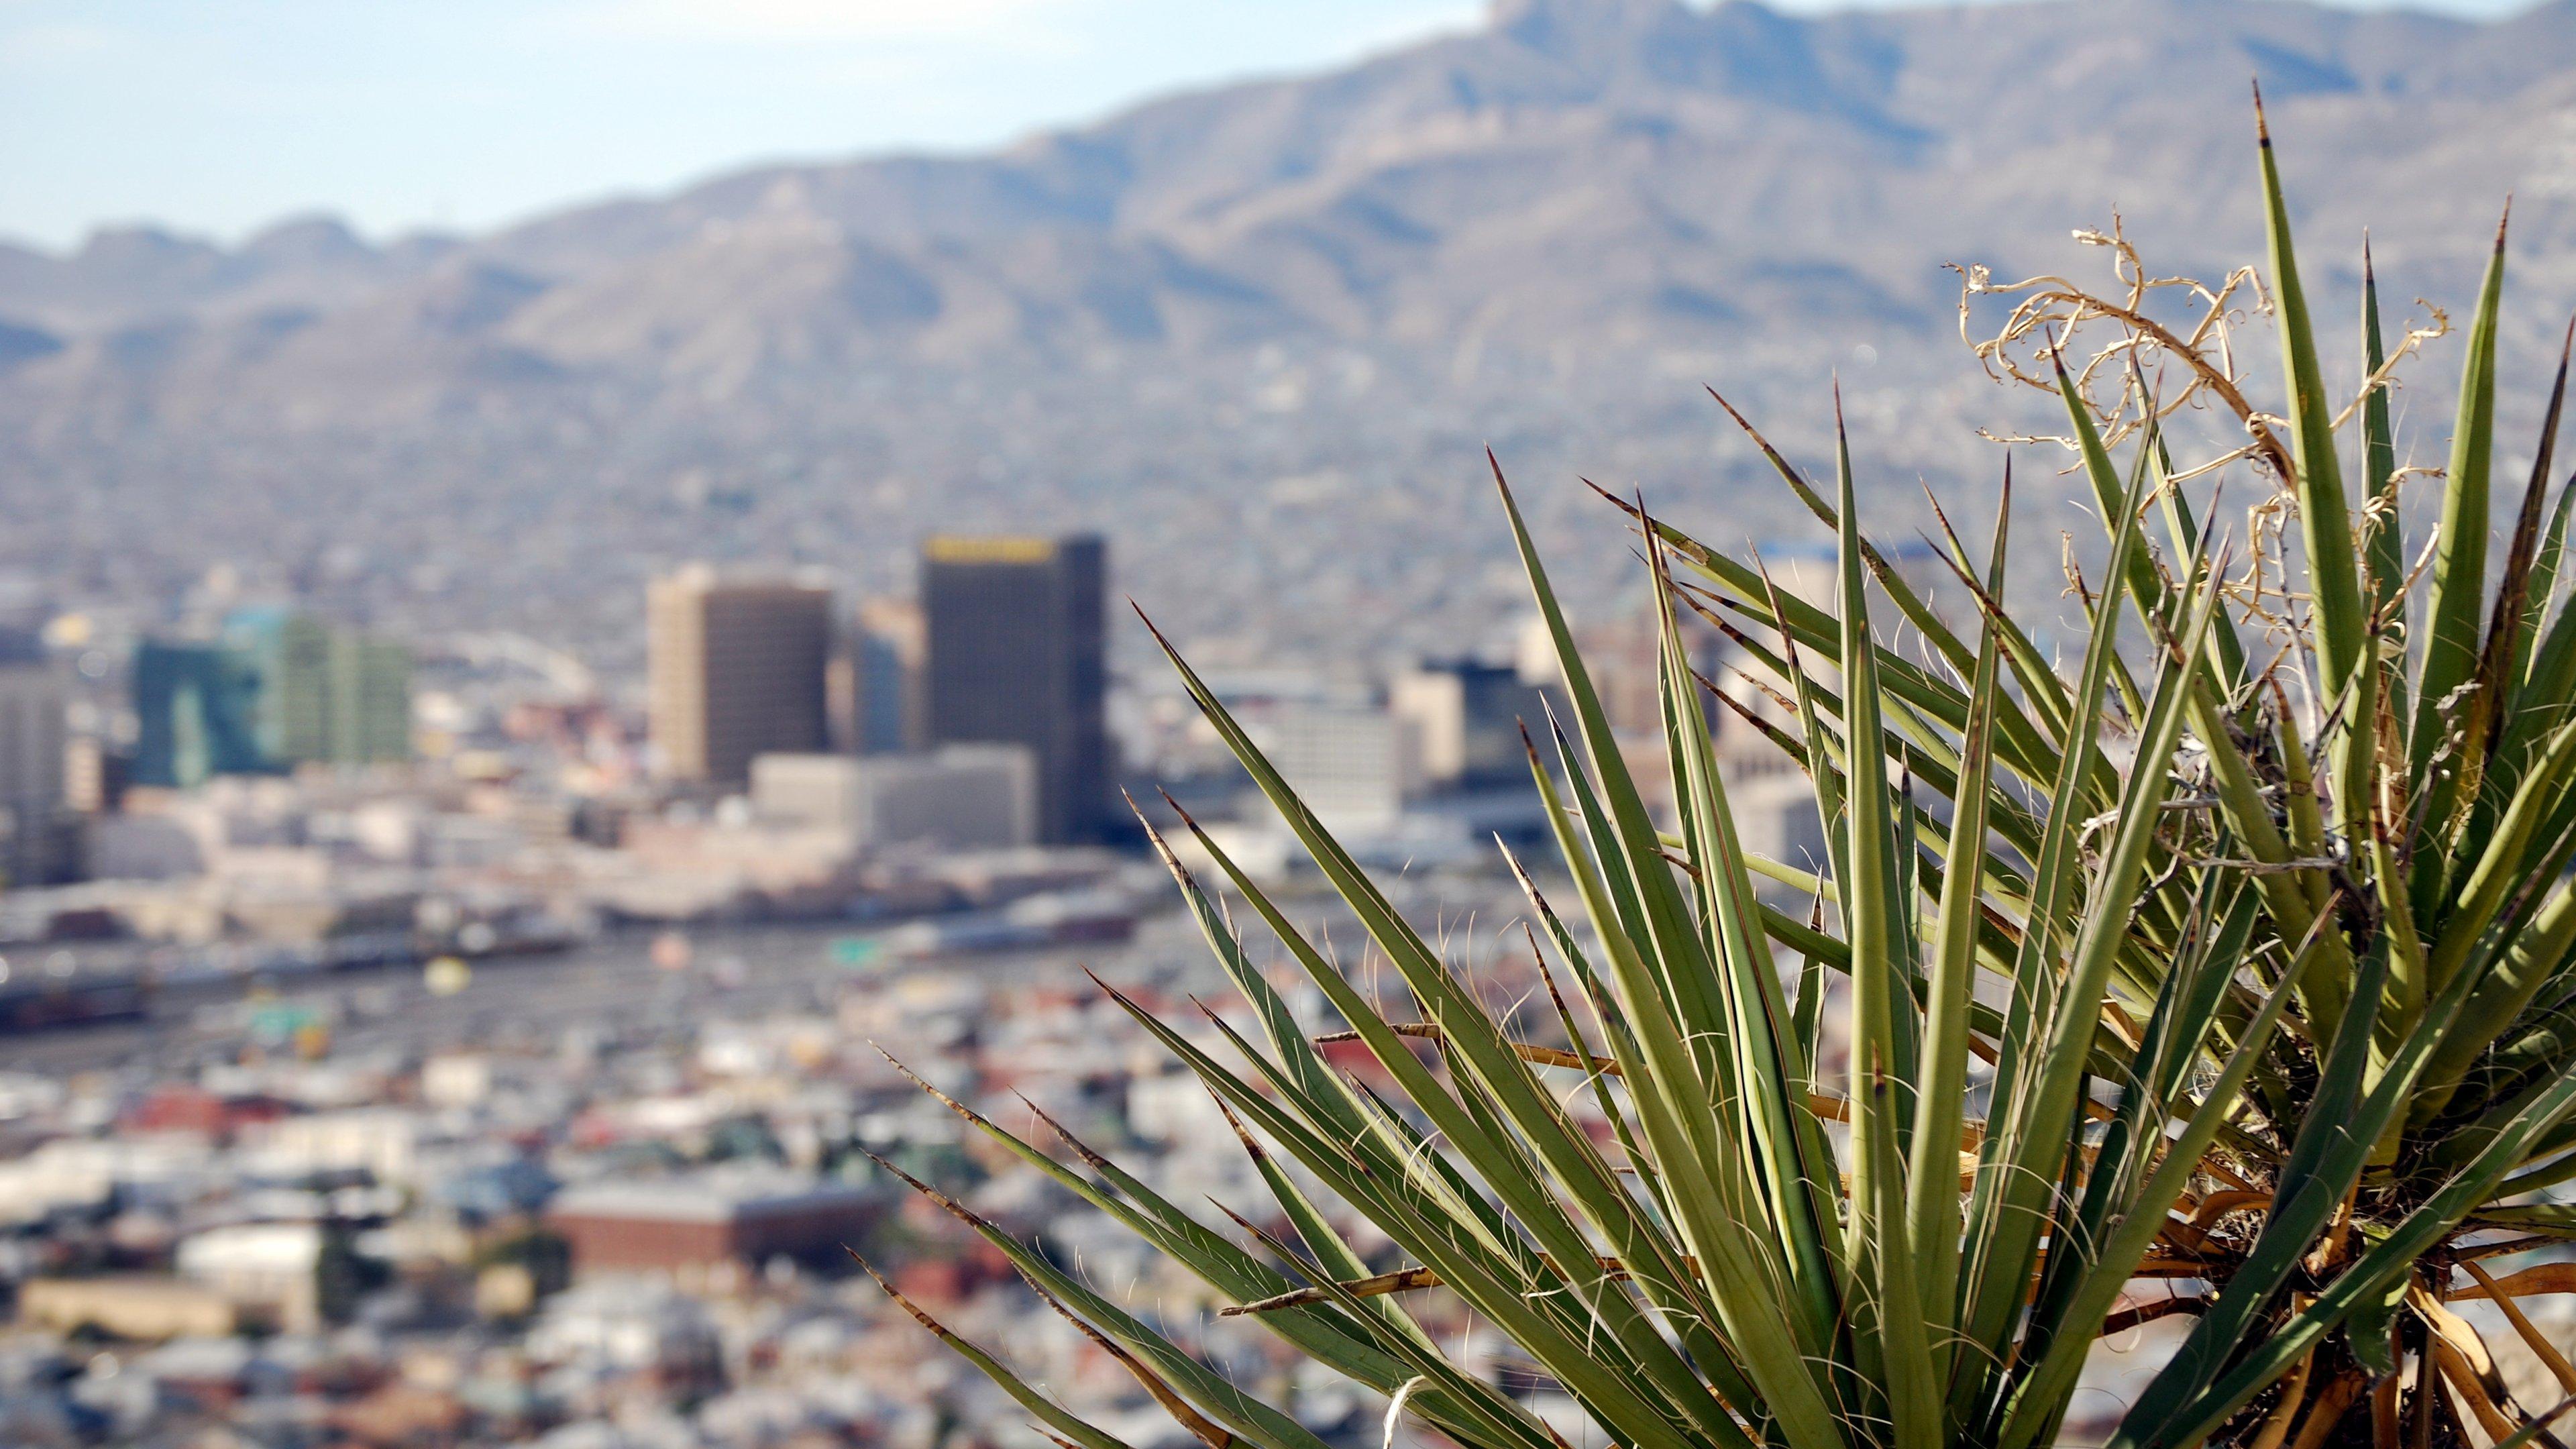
[1256, 704, 1417, 830]
[751, 746, 1036, 852]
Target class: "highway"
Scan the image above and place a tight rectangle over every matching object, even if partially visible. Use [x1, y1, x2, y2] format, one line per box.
[0, 922, 1128, 1079]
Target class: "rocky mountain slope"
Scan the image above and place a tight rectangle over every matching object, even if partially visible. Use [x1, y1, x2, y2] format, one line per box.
[6, 0, 2573, 669]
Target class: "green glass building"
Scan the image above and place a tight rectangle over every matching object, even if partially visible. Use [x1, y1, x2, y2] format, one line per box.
[131, 641, 271, 788]
[327, 633, 412, 765]
[227, 607, 335, 766]
[132, 612, 413, 787]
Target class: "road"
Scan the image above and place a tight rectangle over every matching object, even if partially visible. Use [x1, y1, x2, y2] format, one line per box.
[1, 871, 1536, 1081]
[0, 920, 1175, 1079]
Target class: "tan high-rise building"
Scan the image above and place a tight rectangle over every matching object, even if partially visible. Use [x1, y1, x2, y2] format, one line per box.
[648, 568, 833, 787]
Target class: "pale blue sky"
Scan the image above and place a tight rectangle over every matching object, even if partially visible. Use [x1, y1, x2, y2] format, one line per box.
[0, 0, 2542, 252]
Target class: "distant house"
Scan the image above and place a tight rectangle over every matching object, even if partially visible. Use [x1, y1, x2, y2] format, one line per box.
[545, 1169, 876, 1277]
[18, 1276, 241, 1340]
[174, 1220, 329, 1332]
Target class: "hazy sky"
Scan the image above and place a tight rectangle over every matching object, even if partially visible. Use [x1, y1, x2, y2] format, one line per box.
[0, 0, 2544, 252]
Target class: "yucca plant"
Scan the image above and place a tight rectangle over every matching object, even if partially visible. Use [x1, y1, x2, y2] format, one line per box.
[860, 99, 2576, 1449]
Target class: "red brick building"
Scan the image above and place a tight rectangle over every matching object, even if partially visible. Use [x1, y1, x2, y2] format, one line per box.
[546, 1173, 877, 1275]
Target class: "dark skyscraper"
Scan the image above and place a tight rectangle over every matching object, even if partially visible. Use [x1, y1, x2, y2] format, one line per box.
[0, 630, 70, 885]
[920, 534, 1107, 845]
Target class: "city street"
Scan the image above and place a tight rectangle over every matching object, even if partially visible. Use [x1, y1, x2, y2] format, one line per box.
[1, 922, 1176, 1079]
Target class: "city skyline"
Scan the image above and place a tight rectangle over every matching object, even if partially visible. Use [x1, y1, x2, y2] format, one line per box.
[14, 3, 2576, 1443]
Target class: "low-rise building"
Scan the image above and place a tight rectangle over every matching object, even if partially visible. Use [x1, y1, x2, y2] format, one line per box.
[174, 1220, 329, 1332]
[237, 1108, 421, 1184]
[1255, 703, 1416, 830]
[753, 747, 1036, 852]
[18, 1276, 241, 1340]
[1389, 659, 1552, 789]
[546, 1170, 876, 1276]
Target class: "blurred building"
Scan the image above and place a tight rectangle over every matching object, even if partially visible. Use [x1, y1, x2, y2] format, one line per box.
[1258, 703, 1415, 830]
[1390, 659, 1554, 789]
[327, 633, 413, 765]
[132, 614, 408, 792]
[753, 745, 1037, 853]
[546, 1172, 876, 1275]
[225, 608, 412, 769]
[1516, 607, 1729, 740]
[18, 1277, 242, 1340]
[175, 1221, 328, 1332]
[0, 631, 69, 884]
[847, 596, 924, 755]
[130, 640, 269, 789]
[1729, 770, 1832, 877]
[230, 607, 333, 765]
[747, 753, 865, 835]
[1515, 607, 1733, 819]
[64, 733, 129, 813]
[920, 535, 1108, 844]
[647, 568, 832, 788]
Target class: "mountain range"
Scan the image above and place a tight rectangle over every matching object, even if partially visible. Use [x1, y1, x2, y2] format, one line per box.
[6, 0, 2576, 674]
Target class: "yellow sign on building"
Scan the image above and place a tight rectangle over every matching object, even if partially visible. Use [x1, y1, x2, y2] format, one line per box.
[923, 536, 1057, 565]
